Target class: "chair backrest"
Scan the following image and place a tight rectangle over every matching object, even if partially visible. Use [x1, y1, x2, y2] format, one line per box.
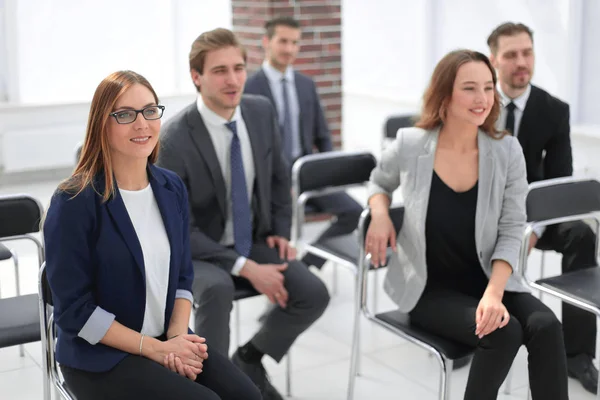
[384, 115, 418, 140]
[292, 151, 376, 194]
[359, 206, 405, 245]
[39, 262, 53, 307]
[526, 178, 600, 223]
[0, 194, 44, 238]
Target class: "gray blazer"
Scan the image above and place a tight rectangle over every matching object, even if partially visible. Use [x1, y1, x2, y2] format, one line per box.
[157, 95, 292, 272]
[368, 127, 530, 312]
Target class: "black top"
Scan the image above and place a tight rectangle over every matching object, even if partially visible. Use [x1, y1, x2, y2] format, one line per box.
[425, 171, 488, 292]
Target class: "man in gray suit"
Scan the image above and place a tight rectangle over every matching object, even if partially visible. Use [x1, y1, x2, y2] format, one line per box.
[245, 16, 362, 270]
[158, 28, 330, 400]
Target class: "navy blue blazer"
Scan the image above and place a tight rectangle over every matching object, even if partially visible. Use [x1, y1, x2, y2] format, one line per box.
[43, 164, 194, 372]
[245, 68, 333, 156]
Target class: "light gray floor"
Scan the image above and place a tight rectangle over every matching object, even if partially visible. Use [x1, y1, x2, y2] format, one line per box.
[0, 179, 595, 399]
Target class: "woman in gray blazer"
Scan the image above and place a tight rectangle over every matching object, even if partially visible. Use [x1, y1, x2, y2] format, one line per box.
[366, 50, 568, 400]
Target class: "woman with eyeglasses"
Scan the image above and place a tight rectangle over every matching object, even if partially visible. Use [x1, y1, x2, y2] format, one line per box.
[43, 70, 261, 400]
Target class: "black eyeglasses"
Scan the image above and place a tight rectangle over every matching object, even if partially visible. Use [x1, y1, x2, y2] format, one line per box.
[110, 105, 165, 124]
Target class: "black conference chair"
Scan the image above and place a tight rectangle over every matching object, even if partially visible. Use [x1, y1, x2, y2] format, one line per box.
[347, 207, 476, 400]
[517, 177, 600, 399]
[0, 194, 45, 359]
[39, 262, 75, 400]
[383, 114, 418, 143]
[291, 151, 376, 296]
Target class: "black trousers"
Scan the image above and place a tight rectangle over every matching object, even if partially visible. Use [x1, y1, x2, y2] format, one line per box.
[409, 285, 569, 400]
[60, 349, 262, 400]
[536, 220, 598, 357]
[301, 192, 363, 268]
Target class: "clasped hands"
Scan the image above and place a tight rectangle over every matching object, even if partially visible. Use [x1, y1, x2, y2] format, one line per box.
[157, 334, 208, 381]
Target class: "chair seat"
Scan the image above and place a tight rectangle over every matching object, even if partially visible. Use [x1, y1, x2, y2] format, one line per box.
[0, 294, 41, 348]
[233, 277, 260, 301]
[310, 233, 393, 269]
[376, 310, 474, 361]
[0, 242, 12, 261]
[536, 266, 600, 309]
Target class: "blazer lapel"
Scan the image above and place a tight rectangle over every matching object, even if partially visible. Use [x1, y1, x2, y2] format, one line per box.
[257, 70, 277, 111]
[186, 106, 227, 216]
[105, 180, 146, 279]
[476, 131, 494, 252]
[414, 129, 438, 240]
[148, 165, 179, 297]
[240, 100, 264, 191]
[294, 73, 311, 151]
[515, 86, 541, 147]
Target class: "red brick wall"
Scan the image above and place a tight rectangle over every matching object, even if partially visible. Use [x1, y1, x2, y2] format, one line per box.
[232, 0, 343, 148]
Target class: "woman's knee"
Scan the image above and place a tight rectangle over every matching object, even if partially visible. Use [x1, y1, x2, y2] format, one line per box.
[527, 310, 563, 344]
[480, 317, 523, 352]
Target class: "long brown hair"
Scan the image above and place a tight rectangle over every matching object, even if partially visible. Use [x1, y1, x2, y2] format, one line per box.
[415, 49, 502, 137]
[59, 70, 160, 202]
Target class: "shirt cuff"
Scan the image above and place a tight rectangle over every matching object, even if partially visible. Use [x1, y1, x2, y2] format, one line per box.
[231, 256, 248, 276]
[175, 289, 194, 304]
[78, 306, 115, 345]
[533, 226, 546, 239]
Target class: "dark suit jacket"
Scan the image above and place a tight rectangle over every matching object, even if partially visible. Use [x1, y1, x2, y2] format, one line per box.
[244, 68, 333, 156]
[157, 95, 292, 272]
[517, 85, 572, 183]
[43, 165, 194, 372]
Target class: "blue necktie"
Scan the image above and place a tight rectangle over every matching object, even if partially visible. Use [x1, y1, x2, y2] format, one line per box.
[280, 77, 294, 162]
[225, 121, 252, 258]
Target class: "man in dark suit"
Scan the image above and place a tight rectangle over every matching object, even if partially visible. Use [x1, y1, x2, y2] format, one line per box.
[489, 22, 598, 393]
[244, 16, 362, 269]
[158, 28, 330, 400]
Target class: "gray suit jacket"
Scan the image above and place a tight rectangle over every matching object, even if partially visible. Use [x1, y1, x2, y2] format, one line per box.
[157, 95, 292, 272]
[368, 127, 530, 312]
[245, 69, 333, 155]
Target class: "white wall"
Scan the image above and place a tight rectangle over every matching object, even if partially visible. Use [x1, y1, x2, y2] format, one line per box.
[9, 0, 231, 104]
[578, 0, 600, 125]
[0, 0, 231, 173]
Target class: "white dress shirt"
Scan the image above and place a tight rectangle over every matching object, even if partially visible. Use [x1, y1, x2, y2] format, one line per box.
[497, 83, 531, 138]
[119, 184, 171, 337]
[262, 60, 302, 159]
[197, 96, 256, 275]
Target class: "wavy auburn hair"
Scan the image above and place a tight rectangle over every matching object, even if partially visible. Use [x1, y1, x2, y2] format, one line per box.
[415, 49, 502, 138]
[59, 70, 160, 202]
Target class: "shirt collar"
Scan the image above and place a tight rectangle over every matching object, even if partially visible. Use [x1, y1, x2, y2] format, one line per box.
[262, 60, 295, 83]
[497, 83, 531, 111]
[196, 94, 242, 127]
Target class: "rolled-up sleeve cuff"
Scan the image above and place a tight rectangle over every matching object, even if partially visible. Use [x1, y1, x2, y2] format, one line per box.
[175, 289, 194, 304]
[367, 182, 392, 202]
[78, 306, 115, 345]
[231, 256, 247, 276]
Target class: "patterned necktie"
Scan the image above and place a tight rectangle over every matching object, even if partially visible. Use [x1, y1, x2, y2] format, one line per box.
[505, 102, 516, 135]
[280, 77, 294, 162]
[225, 121, 252, 257]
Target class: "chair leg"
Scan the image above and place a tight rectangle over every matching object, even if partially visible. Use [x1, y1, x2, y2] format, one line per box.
[12, 252, 25, 357]
[332, 263, 338, 297]
[503, 362, 514, 394]
[347, 277, 363, 400]
[372, 269, 379, 312]
[235, 302, 241, 348]
[285, 352, 291, 397]
[438, 357, 452, 400]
